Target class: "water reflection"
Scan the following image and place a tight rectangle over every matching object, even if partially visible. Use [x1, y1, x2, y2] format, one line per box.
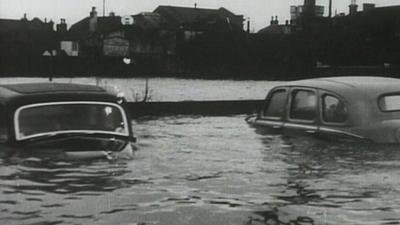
[254, 128, 400, 225]
[245, 210, 315, 225]
[0, 156, 136, 224]
[0, 157, 132, 195]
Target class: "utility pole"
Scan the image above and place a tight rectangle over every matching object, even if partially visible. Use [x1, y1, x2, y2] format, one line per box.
[329, 0, 332, 18]
[103, 0, 105, 16]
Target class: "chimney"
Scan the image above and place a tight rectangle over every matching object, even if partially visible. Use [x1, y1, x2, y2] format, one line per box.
[275, 16, 279, 25]
[194, 3, 197, 8]
[247, 20, 250, 33]
[89, 7, 98, 32]
[349, 0, 358, 15]
[56, 18, 67, 33]
[363, 3, 375, 12]
[90, 6, 97, 18]
[270, 16, 274, 25]
[109, 12, 115, 17]
[49, 20, 54, 30]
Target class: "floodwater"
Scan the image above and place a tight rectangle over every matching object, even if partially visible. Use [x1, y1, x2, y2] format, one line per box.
[1, 115, 400, 225]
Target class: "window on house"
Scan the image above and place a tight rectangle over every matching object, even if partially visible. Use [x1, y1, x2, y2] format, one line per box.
[263, 89, 287, 118]
[322, 95, 347, 123]
[289, 90, 317, 121]
[72, 42, 78, 51]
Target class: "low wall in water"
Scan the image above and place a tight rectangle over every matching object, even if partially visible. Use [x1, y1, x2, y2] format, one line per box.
[126, 100, 264, 117]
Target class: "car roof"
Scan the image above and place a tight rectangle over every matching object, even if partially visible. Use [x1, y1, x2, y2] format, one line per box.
[0, 83, 116, 106]
[280, 76, 400, 99]
[0, 83, 105, 94]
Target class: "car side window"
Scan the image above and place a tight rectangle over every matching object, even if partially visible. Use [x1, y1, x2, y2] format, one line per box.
[289, 89, 317, 121]
[322, 95, 347, 123]
[0, 105, 7, 143]
[263, 89, 287, 118]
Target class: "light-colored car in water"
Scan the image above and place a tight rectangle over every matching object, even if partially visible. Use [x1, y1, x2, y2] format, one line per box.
[0, 83, 136, 159]
[246, 76, 400, 144]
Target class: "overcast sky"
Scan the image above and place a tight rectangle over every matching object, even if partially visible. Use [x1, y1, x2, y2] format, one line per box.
[0, 0, 399, 31]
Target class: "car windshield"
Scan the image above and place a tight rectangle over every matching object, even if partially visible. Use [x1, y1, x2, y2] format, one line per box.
[15, 102, 129, 140]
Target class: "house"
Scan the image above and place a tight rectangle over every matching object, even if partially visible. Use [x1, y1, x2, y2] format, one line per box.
[257, 16, 292, 35]
[65, 7, 178, 59]
[154, 5, 244, 40]
[0, 15, 56, 58]
[56, 19, 79, 56]
[65, 5, 246, 57]
[329, 3, 400, 65]
[66, 7, 129, 57]
[342, 3, 400, 36]
[132, 12, 161, 30]
[129, 12, 177, 57]
[290, 0, 325, 21]
[60, 5, 246, 73]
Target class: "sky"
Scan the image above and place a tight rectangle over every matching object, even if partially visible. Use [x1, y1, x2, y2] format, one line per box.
[0, 0, 399, 32]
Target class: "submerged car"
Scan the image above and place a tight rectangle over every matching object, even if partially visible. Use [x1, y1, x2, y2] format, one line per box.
[0, 82, 136, 159]
[246, 76, 400, 144]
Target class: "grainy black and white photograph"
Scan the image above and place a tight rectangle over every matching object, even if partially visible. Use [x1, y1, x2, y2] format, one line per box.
[0, 0, 400, 224]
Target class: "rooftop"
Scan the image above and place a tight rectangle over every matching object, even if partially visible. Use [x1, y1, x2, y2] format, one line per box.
[68, 16, 124, 39]
[0, 18, 55, 38]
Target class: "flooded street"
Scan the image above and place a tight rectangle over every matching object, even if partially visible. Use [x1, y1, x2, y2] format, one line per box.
[1, 115, 399, 225]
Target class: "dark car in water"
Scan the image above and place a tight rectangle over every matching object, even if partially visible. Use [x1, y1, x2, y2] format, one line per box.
[0, 83, 136, 159]
[246, 76, 400, 144]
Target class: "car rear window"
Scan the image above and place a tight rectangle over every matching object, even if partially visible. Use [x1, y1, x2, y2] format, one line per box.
[322, 94, 347, 123]
[290, 90, 317, 121]
[379, 95, 400, 111]
[263, 89, 287, 118]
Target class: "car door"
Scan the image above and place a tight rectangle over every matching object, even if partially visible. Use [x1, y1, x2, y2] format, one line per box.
[317, 91, 358, 141]
[254, 87, 288, 133]
[284, 87, 319, 137]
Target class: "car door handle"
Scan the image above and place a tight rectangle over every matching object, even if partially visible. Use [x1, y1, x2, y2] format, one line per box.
[306, 130, 316, 134]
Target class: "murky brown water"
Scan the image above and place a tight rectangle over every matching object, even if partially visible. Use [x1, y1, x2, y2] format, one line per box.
[1, 115, 400, 225]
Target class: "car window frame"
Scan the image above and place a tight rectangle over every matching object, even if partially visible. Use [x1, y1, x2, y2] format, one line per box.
[287, 87, 319, 124]
[319, 91, 349, 126]
[260, 87, 289, 121]
[13, 101, 130, 141]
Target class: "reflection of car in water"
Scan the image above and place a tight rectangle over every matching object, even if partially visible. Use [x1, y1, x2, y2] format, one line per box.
[0, 83, 136, 159]
[246, 76, 400, 144]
